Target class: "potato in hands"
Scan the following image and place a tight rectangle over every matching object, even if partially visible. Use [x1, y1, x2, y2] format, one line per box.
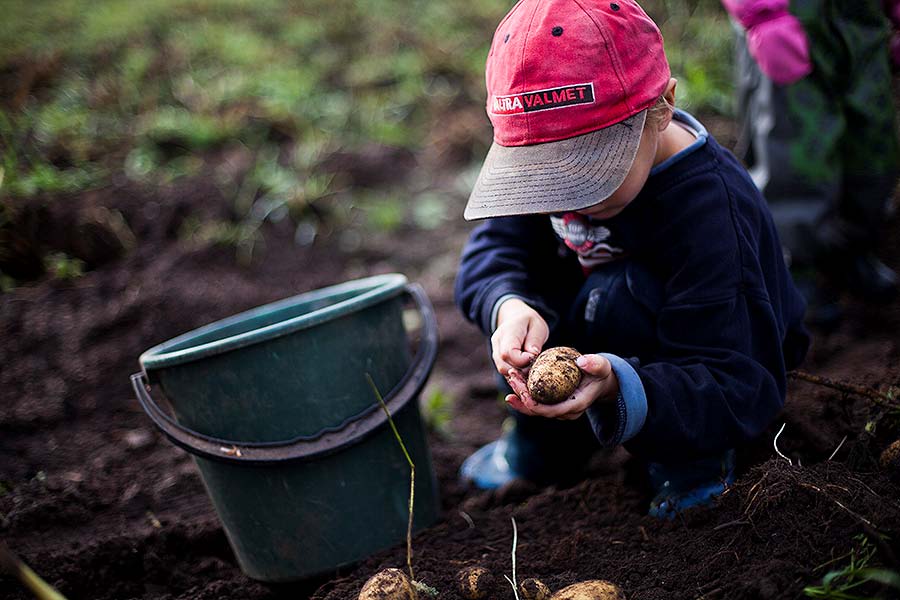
[525, 347, 582, 404]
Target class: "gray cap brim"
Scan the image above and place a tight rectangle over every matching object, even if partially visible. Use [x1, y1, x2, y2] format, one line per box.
[464, 110, 647, 220]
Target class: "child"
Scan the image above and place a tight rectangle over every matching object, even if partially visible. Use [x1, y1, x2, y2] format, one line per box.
[454, 0, 810, 517]
[723, 0, 900, 327]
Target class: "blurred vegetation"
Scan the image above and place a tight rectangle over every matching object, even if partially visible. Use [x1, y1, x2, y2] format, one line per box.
[0, 0, 733, 275]
[421, 386, 454, 438]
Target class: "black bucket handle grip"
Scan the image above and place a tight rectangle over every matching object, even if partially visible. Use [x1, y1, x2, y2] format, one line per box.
[131, 283, 439, 465]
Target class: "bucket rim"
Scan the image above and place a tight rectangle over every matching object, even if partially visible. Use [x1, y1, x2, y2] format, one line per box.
[139, 273, 408, 371]
[132, 282, 438, 464]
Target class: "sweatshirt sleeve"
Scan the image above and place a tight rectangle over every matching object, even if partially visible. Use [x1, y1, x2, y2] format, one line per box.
[454, 215, 581, 336]
[586, 353, 648, 447]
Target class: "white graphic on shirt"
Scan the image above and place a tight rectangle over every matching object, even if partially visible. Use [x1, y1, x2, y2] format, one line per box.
[550, 212, 625, 269]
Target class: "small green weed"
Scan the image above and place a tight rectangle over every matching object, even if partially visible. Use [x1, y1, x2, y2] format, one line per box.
[44, 253, 85, 280]
[882, 387, 900, 428]
[363, 195, 406, 233]
[421, 387, 453, 436]
[6, 163, 105, 198]
[804, 536, 900, 600]
[411, 192, 448, 230]
[141, 107, 242, 151]
[179, 218, 262, 265]
[0, 273, 16, 293]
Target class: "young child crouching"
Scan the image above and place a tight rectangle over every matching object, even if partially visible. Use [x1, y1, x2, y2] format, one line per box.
[454, 0, 810, 517]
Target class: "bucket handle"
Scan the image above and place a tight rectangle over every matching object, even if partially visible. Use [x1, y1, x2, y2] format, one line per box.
[130, 283, 438, 465]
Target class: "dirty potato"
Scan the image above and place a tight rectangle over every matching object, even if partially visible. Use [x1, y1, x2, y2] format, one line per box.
[550, 580, 625, 600]
[527, 347, 582, 404]
[520, 577, 552, 600]
[456, 566, 495, 599]
[880, 439, 900, 470]
[358, 568, 417, 600]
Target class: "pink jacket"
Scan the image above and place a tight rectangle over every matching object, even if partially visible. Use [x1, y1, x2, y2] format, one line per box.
[886, 0, 900, 27]
[886, 0, 900, 66]
[720, 0, 811, 85]
[722, 0, 900, 82]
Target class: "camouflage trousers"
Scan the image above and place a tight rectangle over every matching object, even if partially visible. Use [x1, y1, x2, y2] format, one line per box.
[734, 0, 899, 266]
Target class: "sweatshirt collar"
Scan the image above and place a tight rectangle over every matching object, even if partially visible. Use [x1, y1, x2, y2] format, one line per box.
[649, 109, 708, 177]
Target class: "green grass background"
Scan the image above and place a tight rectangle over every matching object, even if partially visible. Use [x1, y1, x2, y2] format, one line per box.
[0, 0, 734, 272]
[0, 0, 731, 198]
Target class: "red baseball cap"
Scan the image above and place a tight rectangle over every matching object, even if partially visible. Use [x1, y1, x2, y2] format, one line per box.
[464, 0, 671, 220]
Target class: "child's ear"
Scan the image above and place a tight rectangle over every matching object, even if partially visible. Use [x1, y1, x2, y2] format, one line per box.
[657, 77, 678, 132]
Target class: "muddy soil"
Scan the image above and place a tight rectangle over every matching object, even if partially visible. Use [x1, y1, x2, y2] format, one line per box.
[3, 137, 900, 600]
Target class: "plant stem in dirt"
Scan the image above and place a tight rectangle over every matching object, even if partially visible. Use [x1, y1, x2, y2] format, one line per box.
[774, 422, 792, 465]
[366, 373, 416, 584]
[789, 370, 899, 410]
[503, 517, 521, 600]
[803, 535, 900, 599]
[0, 540, 68, 600]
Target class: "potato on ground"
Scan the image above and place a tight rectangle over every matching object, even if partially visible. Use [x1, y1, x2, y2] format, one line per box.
[527, 346, 582, 404]
[456, 565, 495, 599]
[358, 568, 417, 600]
[551, 580, 625, 600]
[520, 577, 552, 600]
[880, 439, 900, 471]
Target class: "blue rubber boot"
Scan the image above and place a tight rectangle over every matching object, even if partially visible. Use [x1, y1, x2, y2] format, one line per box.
[791, 268, 843, 331]
[459, 430, 519, 489]
[647, 450, 736, 519]
[460, 413, 597, 490]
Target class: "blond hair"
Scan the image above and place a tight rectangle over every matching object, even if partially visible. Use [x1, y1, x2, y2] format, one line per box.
[646, 94, 675, 126]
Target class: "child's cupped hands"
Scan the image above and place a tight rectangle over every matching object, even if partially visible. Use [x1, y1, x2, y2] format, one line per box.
[492, 298, 620, 420]
[505, 353, 620, 421]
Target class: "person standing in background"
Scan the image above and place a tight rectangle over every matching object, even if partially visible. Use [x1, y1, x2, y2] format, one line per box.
[722, 0, 900, 328]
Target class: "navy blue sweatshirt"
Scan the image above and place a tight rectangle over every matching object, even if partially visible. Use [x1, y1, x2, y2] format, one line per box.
[455, 111, 810, 462]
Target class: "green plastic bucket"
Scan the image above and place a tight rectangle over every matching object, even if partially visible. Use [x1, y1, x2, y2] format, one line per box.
[131, 274, 440, 582]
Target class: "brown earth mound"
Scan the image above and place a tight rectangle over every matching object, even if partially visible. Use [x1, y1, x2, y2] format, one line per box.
[2, 177, 900, 600]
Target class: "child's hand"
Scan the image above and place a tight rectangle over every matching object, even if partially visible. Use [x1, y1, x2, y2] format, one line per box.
[491, 298, 549, 376]
[505, 354, 619, 421]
